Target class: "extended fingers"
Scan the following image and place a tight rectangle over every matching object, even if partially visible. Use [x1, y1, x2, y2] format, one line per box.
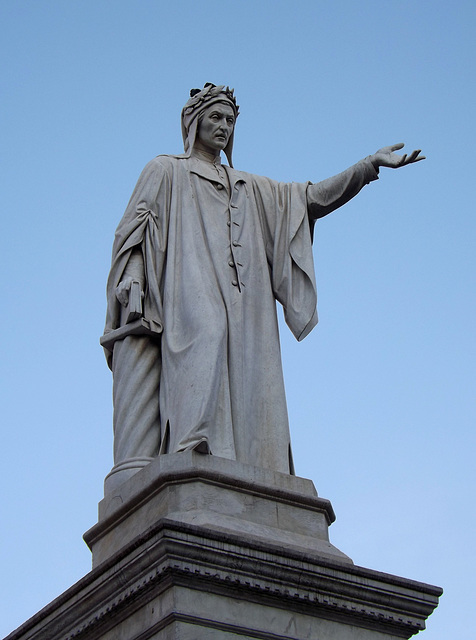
[408, 149, 423, 162]
[402, 149, 425, 165]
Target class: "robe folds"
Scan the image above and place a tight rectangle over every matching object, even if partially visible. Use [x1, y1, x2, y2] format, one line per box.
[104, 154, 378, 474]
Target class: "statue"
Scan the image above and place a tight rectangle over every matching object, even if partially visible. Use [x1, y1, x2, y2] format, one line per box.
[102, 83, 423, 482]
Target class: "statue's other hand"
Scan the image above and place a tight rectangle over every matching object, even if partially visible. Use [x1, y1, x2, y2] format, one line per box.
[115, 277, 134, 307]
[371, 143, 425, 169]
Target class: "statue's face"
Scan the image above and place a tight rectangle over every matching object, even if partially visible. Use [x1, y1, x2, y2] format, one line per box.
[195, 103, 235, 155]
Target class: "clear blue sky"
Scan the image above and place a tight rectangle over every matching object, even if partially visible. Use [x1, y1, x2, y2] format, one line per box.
[1, 2, 474, 637]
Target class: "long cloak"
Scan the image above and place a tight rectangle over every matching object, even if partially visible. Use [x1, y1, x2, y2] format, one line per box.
[104, 154, 377, 474]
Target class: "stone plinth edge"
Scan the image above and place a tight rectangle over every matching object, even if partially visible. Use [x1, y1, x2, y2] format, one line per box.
[6, 519, 442, 640]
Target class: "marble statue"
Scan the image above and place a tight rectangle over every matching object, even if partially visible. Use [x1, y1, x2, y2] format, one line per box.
[102, 83, 423, 480]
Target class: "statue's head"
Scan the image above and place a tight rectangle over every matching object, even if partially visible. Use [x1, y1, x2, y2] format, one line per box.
[181, 83, 239, 166]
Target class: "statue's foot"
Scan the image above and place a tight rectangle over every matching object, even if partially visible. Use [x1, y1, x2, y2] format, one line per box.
[188, 438, 210, 454]
[178, 438, 211, 455]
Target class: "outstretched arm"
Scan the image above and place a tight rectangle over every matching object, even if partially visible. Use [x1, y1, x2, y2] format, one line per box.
[369, 143, 425, 170]
[307, 157, 379, 220]
[307, 143, 424, 221]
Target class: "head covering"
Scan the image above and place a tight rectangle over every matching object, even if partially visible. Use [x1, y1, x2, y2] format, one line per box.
[181, 83, 239, 167]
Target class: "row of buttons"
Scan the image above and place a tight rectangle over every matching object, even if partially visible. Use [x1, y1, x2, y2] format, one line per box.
[214, 177, 244, 290]
[228, 213, 243, 289]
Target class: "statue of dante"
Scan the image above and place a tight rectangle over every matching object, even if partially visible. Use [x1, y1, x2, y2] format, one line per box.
[102, 83, 423, 481]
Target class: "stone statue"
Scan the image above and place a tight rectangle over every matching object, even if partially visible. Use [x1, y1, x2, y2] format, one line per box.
[102, 83, 423, 485]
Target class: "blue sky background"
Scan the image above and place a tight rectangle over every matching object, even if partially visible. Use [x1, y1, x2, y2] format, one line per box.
[1, 1, 474, 637]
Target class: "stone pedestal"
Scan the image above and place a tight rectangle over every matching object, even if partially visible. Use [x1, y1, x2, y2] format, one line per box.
[6, 454, 441, 640]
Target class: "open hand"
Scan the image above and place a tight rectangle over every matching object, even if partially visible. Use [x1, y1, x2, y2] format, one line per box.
[370, 143, 425, 170]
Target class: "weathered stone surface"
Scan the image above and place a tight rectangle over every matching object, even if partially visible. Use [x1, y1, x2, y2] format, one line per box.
[6, 455, 441, 640]
[5, 522, 442, 639]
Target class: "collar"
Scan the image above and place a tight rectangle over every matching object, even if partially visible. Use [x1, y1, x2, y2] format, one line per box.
[191, 148, 222, 165]
[188, 154, 228, 185]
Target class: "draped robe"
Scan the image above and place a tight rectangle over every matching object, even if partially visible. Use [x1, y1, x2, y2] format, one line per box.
[104, 154, 378, 474]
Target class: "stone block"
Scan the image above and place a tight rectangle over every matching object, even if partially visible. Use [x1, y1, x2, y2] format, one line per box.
[6, 455, 442, 640]
[86, 453, 347, 568]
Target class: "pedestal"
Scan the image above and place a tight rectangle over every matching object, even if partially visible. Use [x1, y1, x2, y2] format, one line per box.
[6, 454, 441, 639]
